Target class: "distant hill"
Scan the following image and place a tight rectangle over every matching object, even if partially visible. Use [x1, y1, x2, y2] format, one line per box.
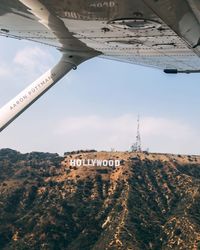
[0, 149, 200, 250]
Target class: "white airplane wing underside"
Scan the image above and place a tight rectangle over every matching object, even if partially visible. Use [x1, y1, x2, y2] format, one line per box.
[0, 0, 200, 72]
[1, 0, 200, 132]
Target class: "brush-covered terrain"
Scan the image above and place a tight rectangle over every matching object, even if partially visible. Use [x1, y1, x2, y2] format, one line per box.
[0, 148, 200, 250]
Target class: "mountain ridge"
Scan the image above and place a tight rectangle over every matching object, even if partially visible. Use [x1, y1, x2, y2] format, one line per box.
[0, 148, 200, 250]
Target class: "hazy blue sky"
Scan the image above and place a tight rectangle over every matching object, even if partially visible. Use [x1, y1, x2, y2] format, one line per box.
[0, 36, 200, 155]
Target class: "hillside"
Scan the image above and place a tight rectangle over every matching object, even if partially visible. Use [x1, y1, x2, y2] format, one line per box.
[0, 149, 200, 250]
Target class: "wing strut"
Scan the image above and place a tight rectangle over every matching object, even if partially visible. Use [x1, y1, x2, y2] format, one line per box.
[0, 54, 87, 132]
[0, 0, 99, 132]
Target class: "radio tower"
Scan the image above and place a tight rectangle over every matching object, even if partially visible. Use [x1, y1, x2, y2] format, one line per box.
[131, 115, 142, 152]
[136, 115, 142, 151]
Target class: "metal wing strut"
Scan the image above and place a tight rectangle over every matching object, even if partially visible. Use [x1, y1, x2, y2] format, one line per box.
[0, 0, 98, 132]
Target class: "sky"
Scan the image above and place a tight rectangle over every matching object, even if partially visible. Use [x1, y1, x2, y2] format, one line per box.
[0, 36, 200, 155]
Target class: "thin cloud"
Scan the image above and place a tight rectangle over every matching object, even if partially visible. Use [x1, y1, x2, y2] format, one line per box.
[54, 114, 199, 154]
[142, 117, 193, 138]
[13, 46, 54, 74]
[0, 64, 10, 77]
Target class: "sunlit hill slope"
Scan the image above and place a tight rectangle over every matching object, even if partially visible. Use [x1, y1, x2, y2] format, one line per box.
[0, 149, 200, 250]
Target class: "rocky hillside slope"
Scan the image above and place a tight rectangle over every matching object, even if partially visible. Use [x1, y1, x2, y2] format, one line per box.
[0, 149, 200, 250]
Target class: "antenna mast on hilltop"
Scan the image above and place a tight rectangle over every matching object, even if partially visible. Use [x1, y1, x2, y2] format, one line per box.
[131, 115, 142, 152]
[136, 115, 142, 151]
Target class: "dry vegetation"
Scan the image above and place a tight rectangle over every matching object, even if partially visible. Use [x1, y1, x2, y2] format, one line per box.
[0, 149, 200, 249]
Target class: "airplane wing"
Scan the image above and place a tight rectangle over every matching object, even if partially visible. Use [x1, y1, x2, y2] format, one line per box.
[0, 0, 200, 72]
[0, 0, 200, 131]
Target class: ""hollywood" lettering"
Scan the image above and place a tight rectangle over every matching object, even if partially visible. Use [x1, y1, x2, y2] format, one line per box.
[69, 159, 120, 167]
